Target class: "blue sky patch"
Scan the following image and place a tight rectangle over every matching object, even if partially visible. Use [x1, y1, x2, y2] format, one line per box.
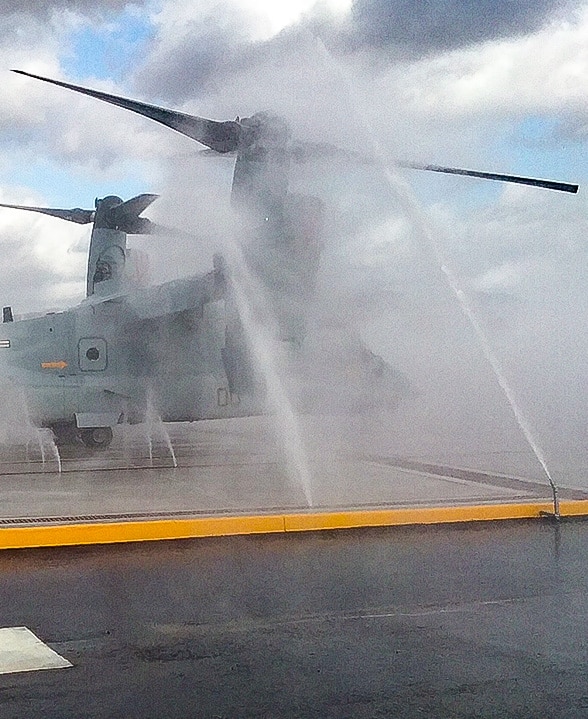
[408, 115, 586, 213]
[2, 156, 156, 208]
[501, 115, 583, 187]
[61, 7, 154, 83]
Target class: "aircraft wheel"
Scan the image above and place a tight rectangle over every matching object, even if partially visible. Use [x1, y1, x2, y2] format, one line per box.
[79, 427, 113, 449]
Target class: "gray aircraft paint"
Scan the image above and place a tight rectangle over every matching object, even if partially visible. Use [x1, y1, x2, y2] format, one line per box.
[0, 195, 258, 442]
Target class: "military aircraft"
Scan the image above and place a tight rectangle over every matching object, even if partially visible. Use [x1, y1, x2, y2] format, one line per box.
[2, 70, 578, 447]
[0, 192, 256, 448]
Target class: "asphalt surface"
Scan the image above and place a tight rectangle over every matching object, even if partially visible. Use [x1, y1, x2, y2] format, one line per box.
[1, 519, 588, 718]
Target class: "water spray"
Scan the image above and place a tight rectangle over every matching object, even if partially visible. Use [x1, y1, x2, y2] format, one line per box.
[316, 38, 560, 519]
[381, 170, 560, 519]
[222, 236, 314, 507]
[145, 387, 178, 469]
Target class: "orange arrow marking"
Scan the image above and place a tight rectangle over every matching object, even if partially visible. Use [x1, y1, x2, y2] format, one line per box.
[41, 360, 68, 369]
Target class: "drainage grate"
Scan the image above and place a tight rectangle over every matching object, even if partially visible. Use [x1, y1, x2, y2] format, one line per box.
[0, 506, 302, 526]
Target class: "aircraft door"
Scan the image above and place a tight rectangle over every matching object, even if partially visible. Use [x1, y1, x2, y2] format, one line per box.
[78, 337, 108, 371]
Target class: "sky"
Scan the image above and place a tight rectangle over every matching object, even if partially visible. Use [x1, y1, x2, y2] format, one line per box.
[0, 0, 587, 479]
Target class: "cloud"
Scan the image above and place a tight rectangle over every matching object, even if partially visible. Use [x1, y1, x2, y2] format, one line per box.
[133, 7, 337, 104]
[0, 0, 130, 18]
[340, 0, 581, 59]
[446, 183, 588, 279]
[0, 187, 87, 313]
[133, 0, 585, 105]
[368, 16, 588, 121]
[133, 2, 254, 102]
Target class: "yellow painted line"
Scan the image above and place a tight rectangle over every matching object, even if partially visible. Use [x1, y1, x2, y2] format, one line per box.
[0, 501, 587, 550]
[0, 515, 286, 551]
[558, 500, 588, 517]
[284, 502, 559, 531]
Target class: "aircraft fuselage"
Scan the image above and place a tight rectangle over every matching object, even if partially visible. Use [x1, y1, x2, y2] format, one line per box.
[0, 269, 260, 444]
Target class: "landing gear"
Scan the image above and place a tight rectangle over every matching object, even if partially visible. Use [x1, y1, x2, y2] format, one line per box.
[50, 423, 114, 450]
[79, 426, 113, 449]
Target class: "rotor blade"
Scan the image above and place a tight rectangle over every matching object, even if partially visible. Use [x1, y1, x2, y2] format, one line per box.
[292, 143, 579, 194]
[399, 162, 579, 194]
[142, 222, 201, 240]
[198, 148, 237, 157]
[109, 193, 159, 226]
[12, 70, 241, 153]
[108, 216, 194, 237]
[0, 202, 94, 223]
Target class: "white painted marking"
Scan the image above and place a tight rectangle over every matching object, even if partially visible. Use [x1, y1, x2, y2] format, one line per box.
[0, 627, 72, 674]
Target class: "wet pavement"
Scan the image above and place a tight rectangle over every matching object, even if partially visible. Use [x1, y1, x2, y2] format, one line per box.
[0, 416, 585, 524]
[0, 518, 587, 718]
[0, 415, 586, 717]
